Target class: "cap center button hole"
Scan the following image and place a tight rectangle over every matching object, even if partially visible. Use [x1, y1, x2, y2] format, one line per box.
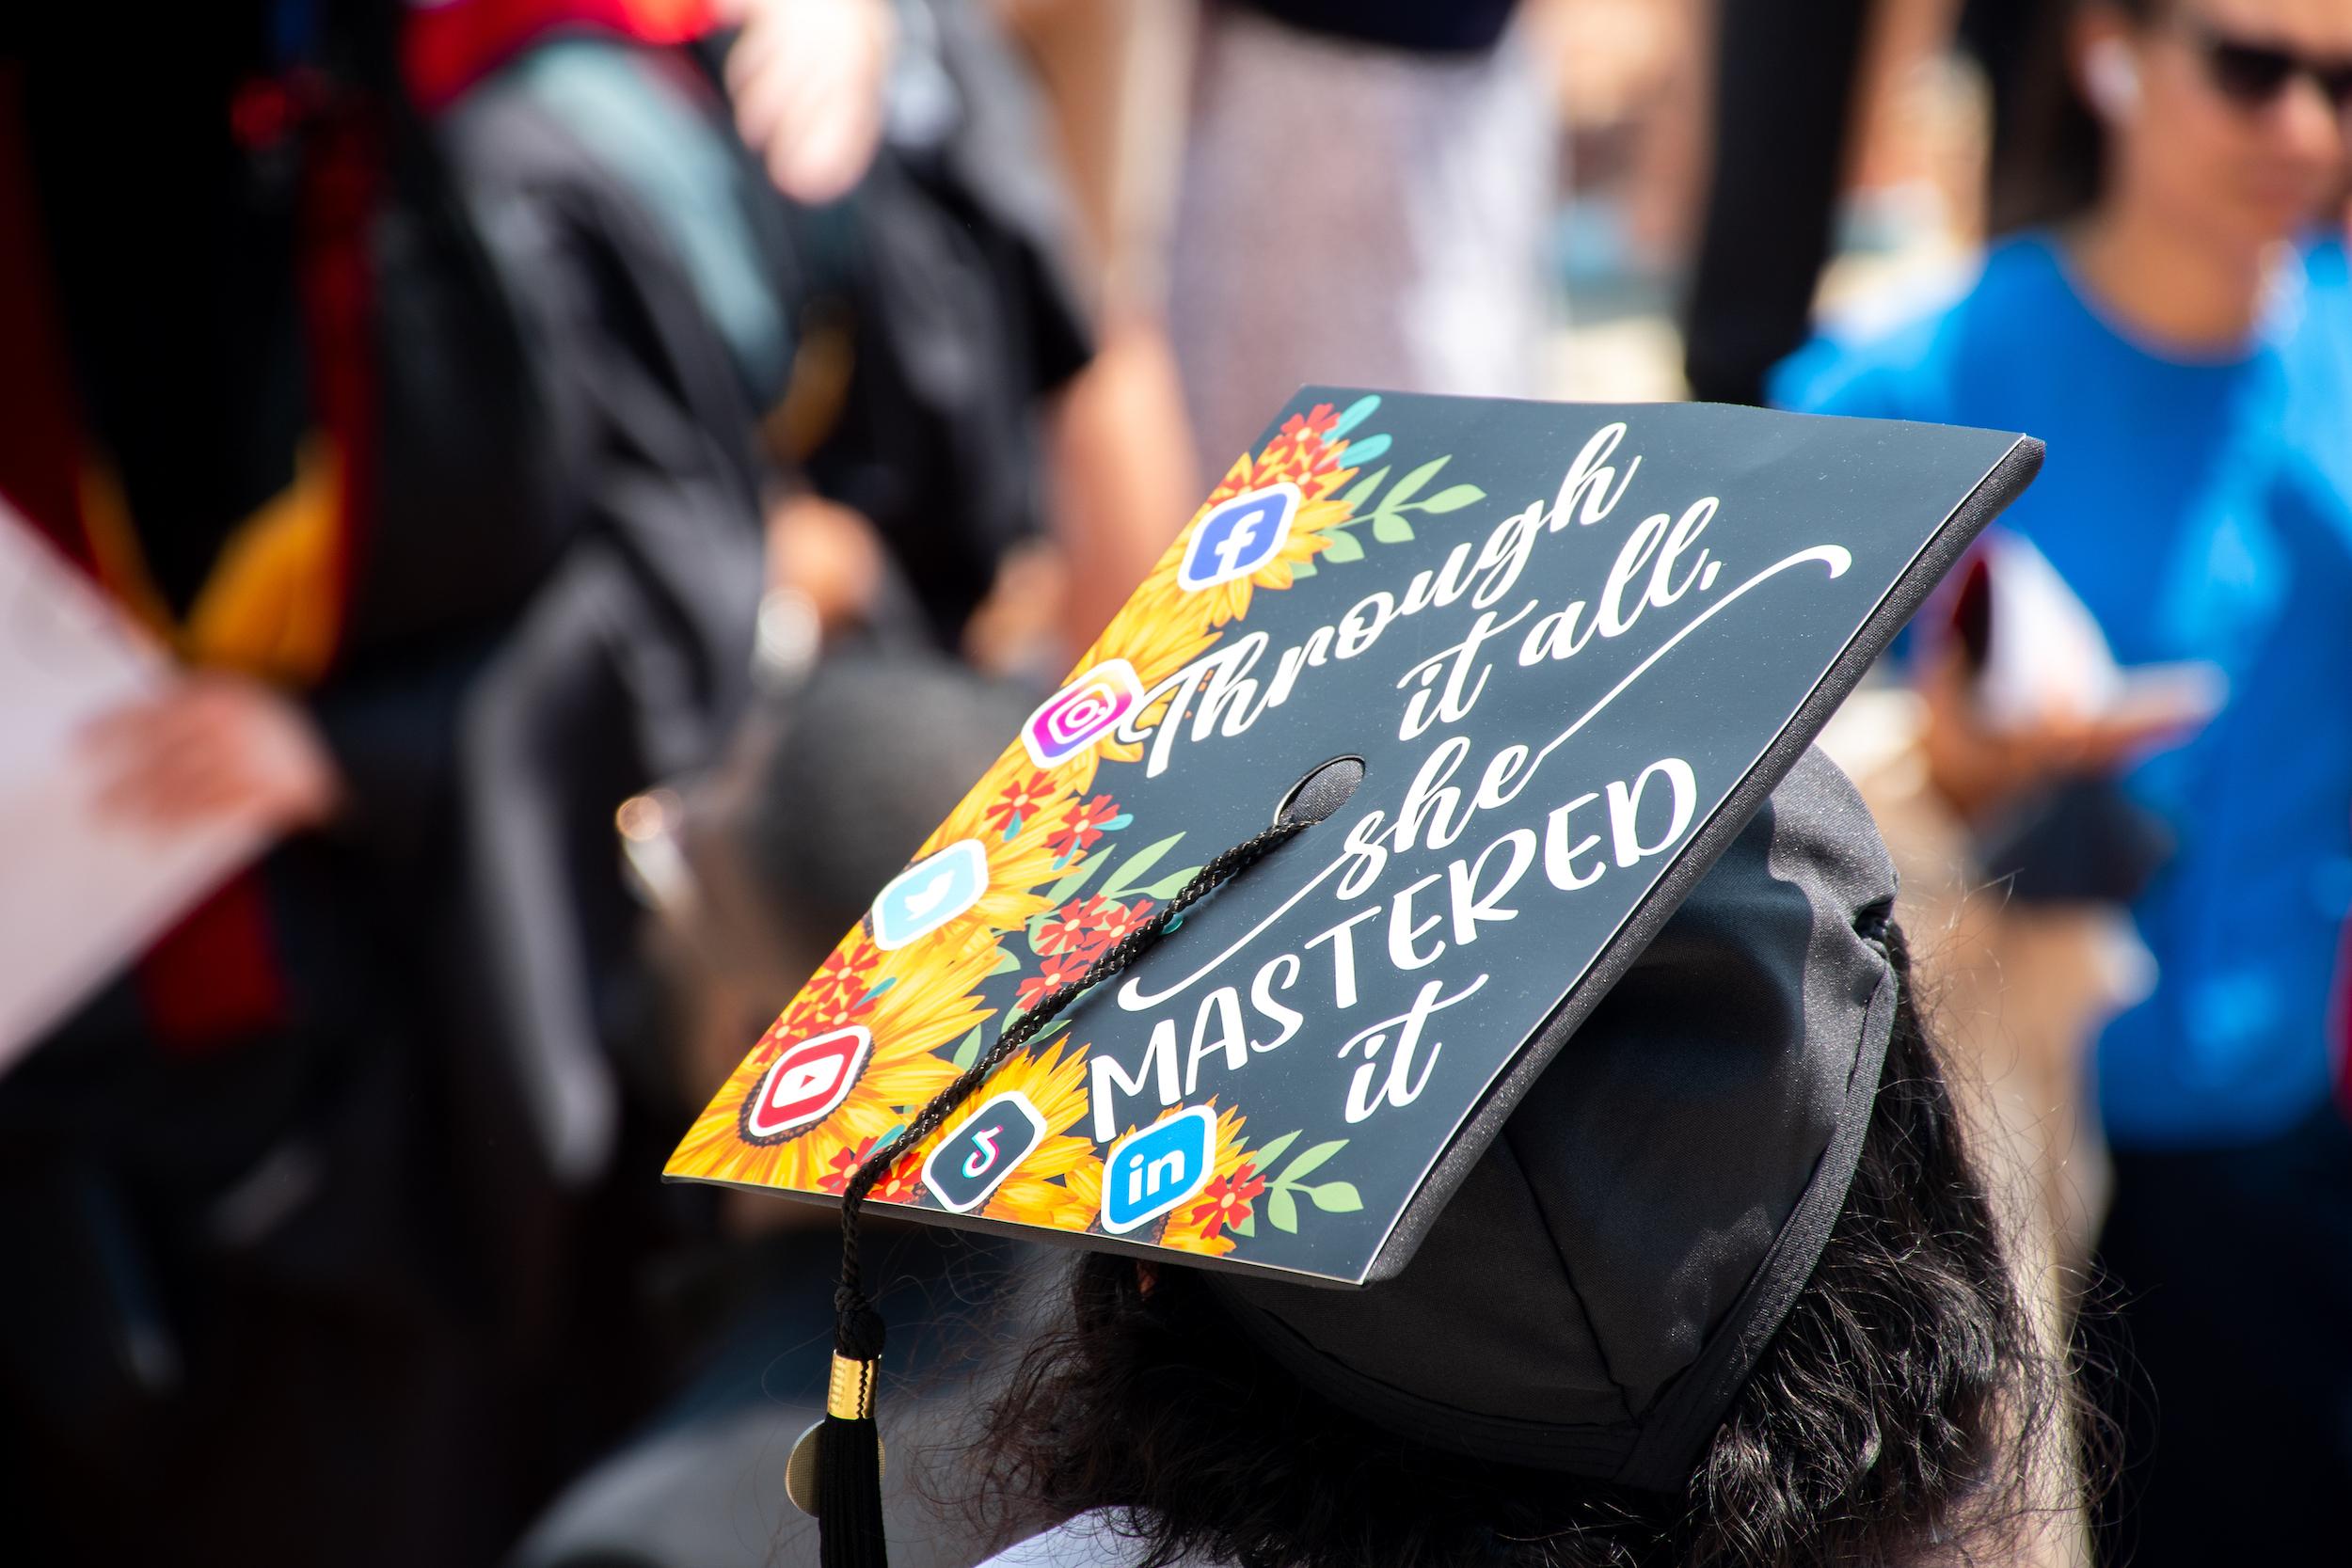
[1275, 755, 1365, 831]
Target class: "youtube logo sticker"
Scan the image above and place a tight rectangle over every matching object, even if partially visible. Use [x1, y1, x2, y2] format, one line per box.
[739, 1027, 872, 1144]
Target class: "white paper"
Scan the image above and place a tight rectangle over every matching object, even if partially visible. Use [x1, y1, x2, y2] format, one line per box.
[0, 499, 271, 1072]
[1973, 531, 2225, 736]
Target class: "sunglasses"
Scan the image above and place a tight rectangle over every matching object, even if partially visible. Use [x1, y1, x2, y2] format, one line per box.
[2184, 21, 2352, 112]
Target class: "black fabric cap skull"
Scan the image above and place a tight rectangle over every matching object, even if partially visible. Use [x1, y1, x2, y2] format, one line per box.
[1208, 747, 1900, 1492]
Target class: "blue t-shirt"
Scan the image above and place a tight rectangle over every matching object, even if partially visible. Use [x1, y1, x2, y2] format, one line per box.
[1774, 232, 2352, 1148]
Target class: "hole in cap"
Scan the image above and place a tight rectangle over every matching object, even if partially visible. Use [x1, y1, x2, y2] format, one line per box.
[1275, 755, 1365, 831]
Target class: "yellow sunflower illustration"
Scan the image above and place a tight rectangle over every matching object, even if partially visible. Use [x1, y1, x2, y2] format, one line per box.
[869, 1037, 1101, 1229]
[1061, 1139, 1103, 1222]
[664, 933, 998, 1193]
[1062, 594, 1240, 754]
[1083, 578, 1240, 696]
[1110, 406, 1366, 640]
[860, 921, 1008, 1053]
[1156, 1104, 1261, 1259]
[875, 776, 1083, 968]
[672, 398, 1405, 1235]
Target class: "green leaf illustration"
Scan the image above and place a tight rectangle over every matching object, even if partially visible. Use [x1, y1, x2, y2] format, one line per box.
[1307, 1181, 1362, 1213]
[1279, 1139, 1347, 1184]
[991, 945, 1025, 975]
[1383, 458, 1450, 512]
[1416, 483, 1486, 514]
[1250, 1130, 1301, 1171]
[950, 1024, 985, 1069]
[1320, 531, 1366, 564]
[1140, 867, 1204, 899]
[1288, 557, 1317, 579]
[1233, 1212, 1256, 1238]
[1338, 465, 1390, 511]
[1266, 1186, 1300, 1234]
[1043, 856, 1100, 907]
[1102, 834, 1184, 899]
[1371, 514, 1416, 544]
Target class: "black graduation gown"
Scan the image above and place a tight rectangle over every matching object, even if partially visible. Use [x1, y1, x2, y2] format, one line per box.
[0, 18, 773, 1564]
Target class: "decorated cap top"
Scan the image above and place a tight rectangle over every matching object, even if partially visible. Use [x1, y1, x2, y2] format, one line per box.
[665, 388, 2039, 1289]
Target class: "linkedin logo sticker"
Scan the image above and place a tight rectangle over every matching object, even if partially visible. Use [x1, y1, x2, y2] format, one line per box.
[1101, 1104, 1216, 1234]
[740, 1027, 872, 1144]
[922, 1090, 1050, 1213]
[1178, 483, 1298, 592]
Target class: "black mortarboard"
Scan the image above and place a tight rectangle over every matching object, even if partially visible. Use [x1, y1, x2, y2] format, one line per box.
[1209, 743, 1898, 1491]
[665, 390, 2041, 1562]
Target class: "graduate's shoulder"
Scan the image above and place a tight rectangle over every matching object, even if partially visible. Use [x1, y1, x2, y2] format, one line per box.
[1769, 236, 2070, 423]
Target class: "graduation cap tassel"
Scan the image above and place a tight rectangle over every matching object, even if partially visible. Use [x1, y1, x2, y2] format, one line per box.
[813, 1302, 886, 1568]
[803, 816, 1312, 1567]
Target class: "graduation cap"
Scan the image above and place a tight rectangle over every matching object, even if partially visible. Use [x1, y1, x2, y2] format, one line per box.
[664, 390, 2041, 1564]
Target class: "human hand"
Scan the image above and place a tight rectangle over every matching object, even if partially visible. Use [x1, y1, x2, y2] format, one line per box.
[721, 0, 897, 205]
[84, 671, 344, 836]
[1917, 647, 2210, 821]
[769, 490, 887, 639]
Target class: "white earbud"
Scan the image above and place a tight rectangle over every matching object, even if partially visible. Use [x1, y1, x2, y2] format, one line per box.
[2085, 39, 2142, 120]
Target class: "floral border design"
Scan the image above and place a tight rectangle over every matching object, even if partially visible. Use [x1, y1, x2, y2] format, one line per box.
[666, 396, 1486, 1254]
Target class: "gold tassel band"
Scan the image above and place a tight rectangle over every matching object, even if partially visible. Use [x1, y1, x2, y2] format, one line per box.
[787, 1359, 887, 1515]
[826, 1353, 878, 1421]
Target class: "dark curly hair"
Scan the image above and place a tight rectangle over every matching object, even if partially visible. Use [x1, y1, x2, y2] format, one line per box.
[946, 925, 2092, 1567]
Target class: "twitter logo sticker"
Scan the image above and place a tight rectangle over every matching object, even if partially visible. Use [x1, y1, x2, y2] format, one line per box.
[871, 838, 990, 951]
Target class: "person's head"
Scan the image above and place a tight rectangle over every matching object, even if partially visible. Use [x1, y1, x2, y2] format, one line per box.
[1999, 0, 2352, 245]
[952, 759, 2085, 1566]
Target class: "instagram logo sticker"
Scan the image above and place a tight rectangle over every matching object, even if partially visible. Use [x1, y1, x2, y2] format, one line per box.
[1022, 658, 1145, 768]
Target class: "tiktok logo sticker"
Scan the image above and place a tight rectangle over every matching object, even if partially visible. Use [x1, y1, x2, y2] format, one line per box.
[1178, 483, 1298, 592]
[741, 1027, 872, 1143]
[1101, 1105, 1216, 1234]
[1023, 658, 1145, 768]
[870, 839, 989, 951]
[922, 1090, 1050, 1213]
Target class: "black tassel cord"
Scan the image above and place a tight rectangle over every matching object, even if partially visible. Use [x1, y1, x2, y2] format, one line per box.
[810, 816, 1311, 1568]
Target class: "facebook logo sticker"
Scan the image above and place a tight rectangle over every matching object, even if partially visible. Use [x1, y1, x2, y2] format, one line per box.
[923, 1090, 1049, 1213]
[870, 838, 989, 951]
[1101, 1105, 1216, 1234]
[1177, 483, 1299, 592]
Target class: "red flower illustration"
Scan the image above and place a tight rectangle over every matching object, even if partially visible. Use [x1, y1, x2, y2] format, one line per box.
[1016, 951, 1093, 1011]
[1279, 404, 1339, 443]
[871, 1153, 926, 1207]
[1049, 794, 1120, 862]
[1037, 894, 1157, 963]
[779, 940, 881, 1044]
[1087, 895, 1155, 953]
[818, 1135, 882, 1195]
[1186, 1162, 1266, 1238]
[1034, 900, 1093, 958]
[986, 769, 1058, 835]
[1259, 404, 1347, 493]
[802, 938, 878, 1014]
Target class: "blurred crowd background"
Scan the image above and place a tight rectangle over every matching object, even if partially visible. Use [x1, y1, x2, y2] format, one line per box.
[2, 0, 2347, 1564]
